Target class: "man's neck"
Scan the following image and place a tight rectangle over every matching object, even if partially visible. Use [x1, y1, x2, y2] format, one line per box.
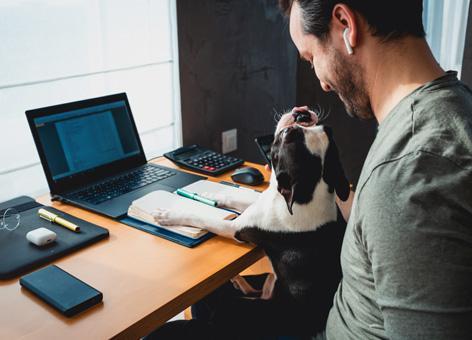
[366, 37, 445, 124]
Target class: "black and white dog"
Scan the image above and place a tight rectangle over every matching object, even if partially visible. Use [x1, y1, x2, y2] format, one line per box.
[154, 109, 349, 333]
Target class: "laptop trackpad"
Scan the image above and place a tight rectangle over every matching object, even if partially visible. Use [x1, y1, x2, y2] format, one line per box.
[126, 182, 175, 201]
[96, 182, 176, 219]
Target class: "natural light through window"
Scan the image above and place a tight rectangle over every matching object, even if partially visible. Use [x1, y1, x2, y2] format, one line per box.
[0, 0, 181, 202]
[423, 0, 471, 77]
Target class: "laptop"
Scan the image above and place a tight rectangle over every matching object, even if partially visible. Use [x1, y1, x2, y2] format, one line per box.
[26, 93, 204, 219]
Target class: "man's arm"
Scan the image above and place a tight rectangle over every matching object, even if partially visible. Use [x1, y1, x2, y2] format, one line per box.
[362, 153, 472, 339]
[336, 189, 354, 222]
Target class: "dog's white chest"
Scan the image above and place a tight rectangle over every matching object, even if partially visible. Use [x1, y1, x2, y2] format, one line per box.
[235, 180, 337, 233]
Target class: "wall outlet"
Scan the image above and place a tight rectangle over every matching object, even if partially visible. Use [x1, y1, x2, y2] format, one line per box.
[222, 128, 237, 154]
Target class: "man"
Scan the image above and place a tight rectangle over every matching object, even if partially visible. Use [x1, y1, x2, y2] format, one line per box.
[149, 0, 472, 338]
[282, 0, 472, 339]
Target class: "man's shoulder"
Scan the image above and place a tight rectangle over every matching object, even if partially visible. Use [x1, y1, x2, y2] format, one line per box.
[365, 80, 472, 177]
[414, 77, 472, 111]
[409, 82, 472, 169]
[362, 150, 471, 193]
[357, 150, 469, 210]
[411, 81, 472, 138]
[354, 150, 472, 253]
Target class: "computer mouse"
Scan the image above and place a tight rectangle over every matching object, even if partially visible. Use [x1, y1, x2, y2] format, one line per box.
[231, 167, 264, 186]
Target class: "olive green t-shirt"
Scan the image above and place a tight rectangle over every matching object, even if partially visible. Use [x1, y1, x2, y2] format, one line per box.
[326, 71, 472, 339]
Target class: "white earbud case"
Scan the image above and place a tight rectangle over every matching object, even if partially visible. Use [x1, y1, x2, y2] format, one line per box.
[26, 227, 57, 247]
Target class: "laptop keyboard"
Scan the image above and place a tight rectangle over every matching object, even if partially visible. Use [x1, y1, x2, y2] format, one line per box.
[71, 165, 175, 205]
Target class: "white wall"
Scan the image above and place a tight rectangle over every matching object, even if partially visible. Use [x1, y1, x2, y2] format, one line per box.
[0, 0, 181, 202]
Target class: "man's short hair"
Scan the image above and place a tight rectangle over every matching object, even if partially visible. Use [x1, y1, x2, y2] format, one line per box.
[280, 0, 425, 41]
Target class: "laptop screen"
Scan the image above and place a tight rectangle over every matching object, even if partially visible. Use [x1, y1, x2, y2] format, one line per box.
[32, 98, 141, 181]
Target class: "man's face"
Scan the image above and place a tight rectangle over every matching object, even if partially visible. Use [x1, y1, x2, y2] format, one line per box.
[289, 2, 374, 120]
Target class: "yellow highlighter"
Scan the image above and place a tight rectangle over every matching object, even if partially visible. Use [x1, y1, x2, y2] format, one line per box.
[38, 208, 80, 232]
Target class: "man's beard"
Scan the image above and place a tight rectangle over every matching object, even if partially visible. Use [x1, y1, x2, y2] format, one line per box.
[330, 50, 375, 120]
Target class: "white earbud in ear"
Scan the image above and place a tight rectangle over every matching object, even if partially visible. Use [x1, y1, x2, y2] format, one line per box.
[343, 28, 353, 55]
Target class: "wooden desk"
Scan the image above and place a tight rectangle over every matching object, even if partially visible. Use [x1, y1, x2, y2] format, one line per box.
[0, 158, 269, 339]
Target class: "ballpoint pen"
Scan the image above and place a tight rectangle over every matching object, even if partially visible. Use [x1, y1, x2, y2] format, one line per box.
[38, 208, 80, 232]
[176, 189, 218, 207]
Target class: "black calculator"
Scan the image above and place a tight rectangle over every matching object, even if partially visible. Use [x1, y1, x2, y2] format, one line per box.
[164, 144, 244, 176]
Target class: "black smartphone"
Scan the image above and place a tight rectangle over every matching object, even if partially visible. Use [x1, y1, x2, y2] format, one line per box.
[254, 134, 274, 167]
[20, 265, 103, 317]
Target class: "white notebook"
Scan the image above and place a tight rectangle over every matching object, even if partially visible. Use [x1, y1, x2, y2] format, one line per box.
[127, 181, 251, 239]
[182, 180, 261, 209]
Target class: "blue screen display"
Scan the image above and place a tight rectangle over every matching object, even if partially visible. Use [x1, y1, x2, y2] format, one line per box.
[34, 100, 141, 180]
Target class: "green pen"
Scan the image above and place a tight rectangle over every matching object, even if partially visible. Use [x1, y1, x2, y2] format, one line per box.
[176, 188, 218, 207]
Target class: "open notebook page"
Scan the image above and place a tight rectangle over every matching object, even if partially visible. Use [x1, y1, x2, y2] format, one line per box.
[128, 190, 236, 238]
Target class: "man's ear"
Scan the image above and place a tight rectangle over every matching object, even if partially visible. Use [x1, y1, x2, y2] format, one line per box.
[276, 172, 295, 215]
[323, 127, 350, 201]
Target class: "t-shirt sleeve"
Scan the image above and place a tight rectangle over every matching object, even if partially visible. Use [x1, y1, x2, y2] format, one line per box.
[360, 152, 472, 339]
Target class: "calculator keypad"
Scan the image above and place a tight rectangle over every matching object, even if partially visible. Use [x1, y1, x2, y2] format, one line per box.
[164, 145, 244, 176]
[184, 152, 239, 172]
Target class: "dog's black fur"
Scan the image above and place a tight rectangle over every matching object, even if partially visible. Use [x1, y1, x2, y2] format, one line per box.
[232, 126, 349, 334]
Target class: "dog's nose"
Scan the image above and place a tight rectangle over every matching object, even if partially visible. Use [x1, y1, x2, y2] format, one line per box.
[292, 110, 312, 123]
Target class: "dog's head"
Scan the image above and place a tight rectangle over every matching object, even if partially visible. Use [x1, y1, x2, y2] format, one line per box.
[271, 109, 349, 215]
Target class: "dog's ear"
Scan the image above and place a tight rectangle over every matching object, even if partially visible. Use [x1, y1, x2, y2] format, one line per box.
[276, 172, 295, 215]
[323, 127, 350, 201]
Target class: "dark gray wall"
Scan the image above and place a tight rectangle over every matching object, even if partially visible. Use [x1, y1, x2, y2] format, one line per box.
[177, 0, 297, 164]
[177, 0, 376, 186]
[462, 2, 472, 87]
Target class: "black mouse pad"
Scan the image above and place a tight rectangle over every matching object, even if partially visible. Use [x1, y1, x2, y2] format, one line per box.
[0, 196, 109, 280]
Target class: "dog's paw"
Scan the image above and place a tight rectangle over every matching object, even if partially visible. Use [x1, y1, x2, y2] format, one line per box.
[200, 192, 256, 211]
[152, 208, 183, 226]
